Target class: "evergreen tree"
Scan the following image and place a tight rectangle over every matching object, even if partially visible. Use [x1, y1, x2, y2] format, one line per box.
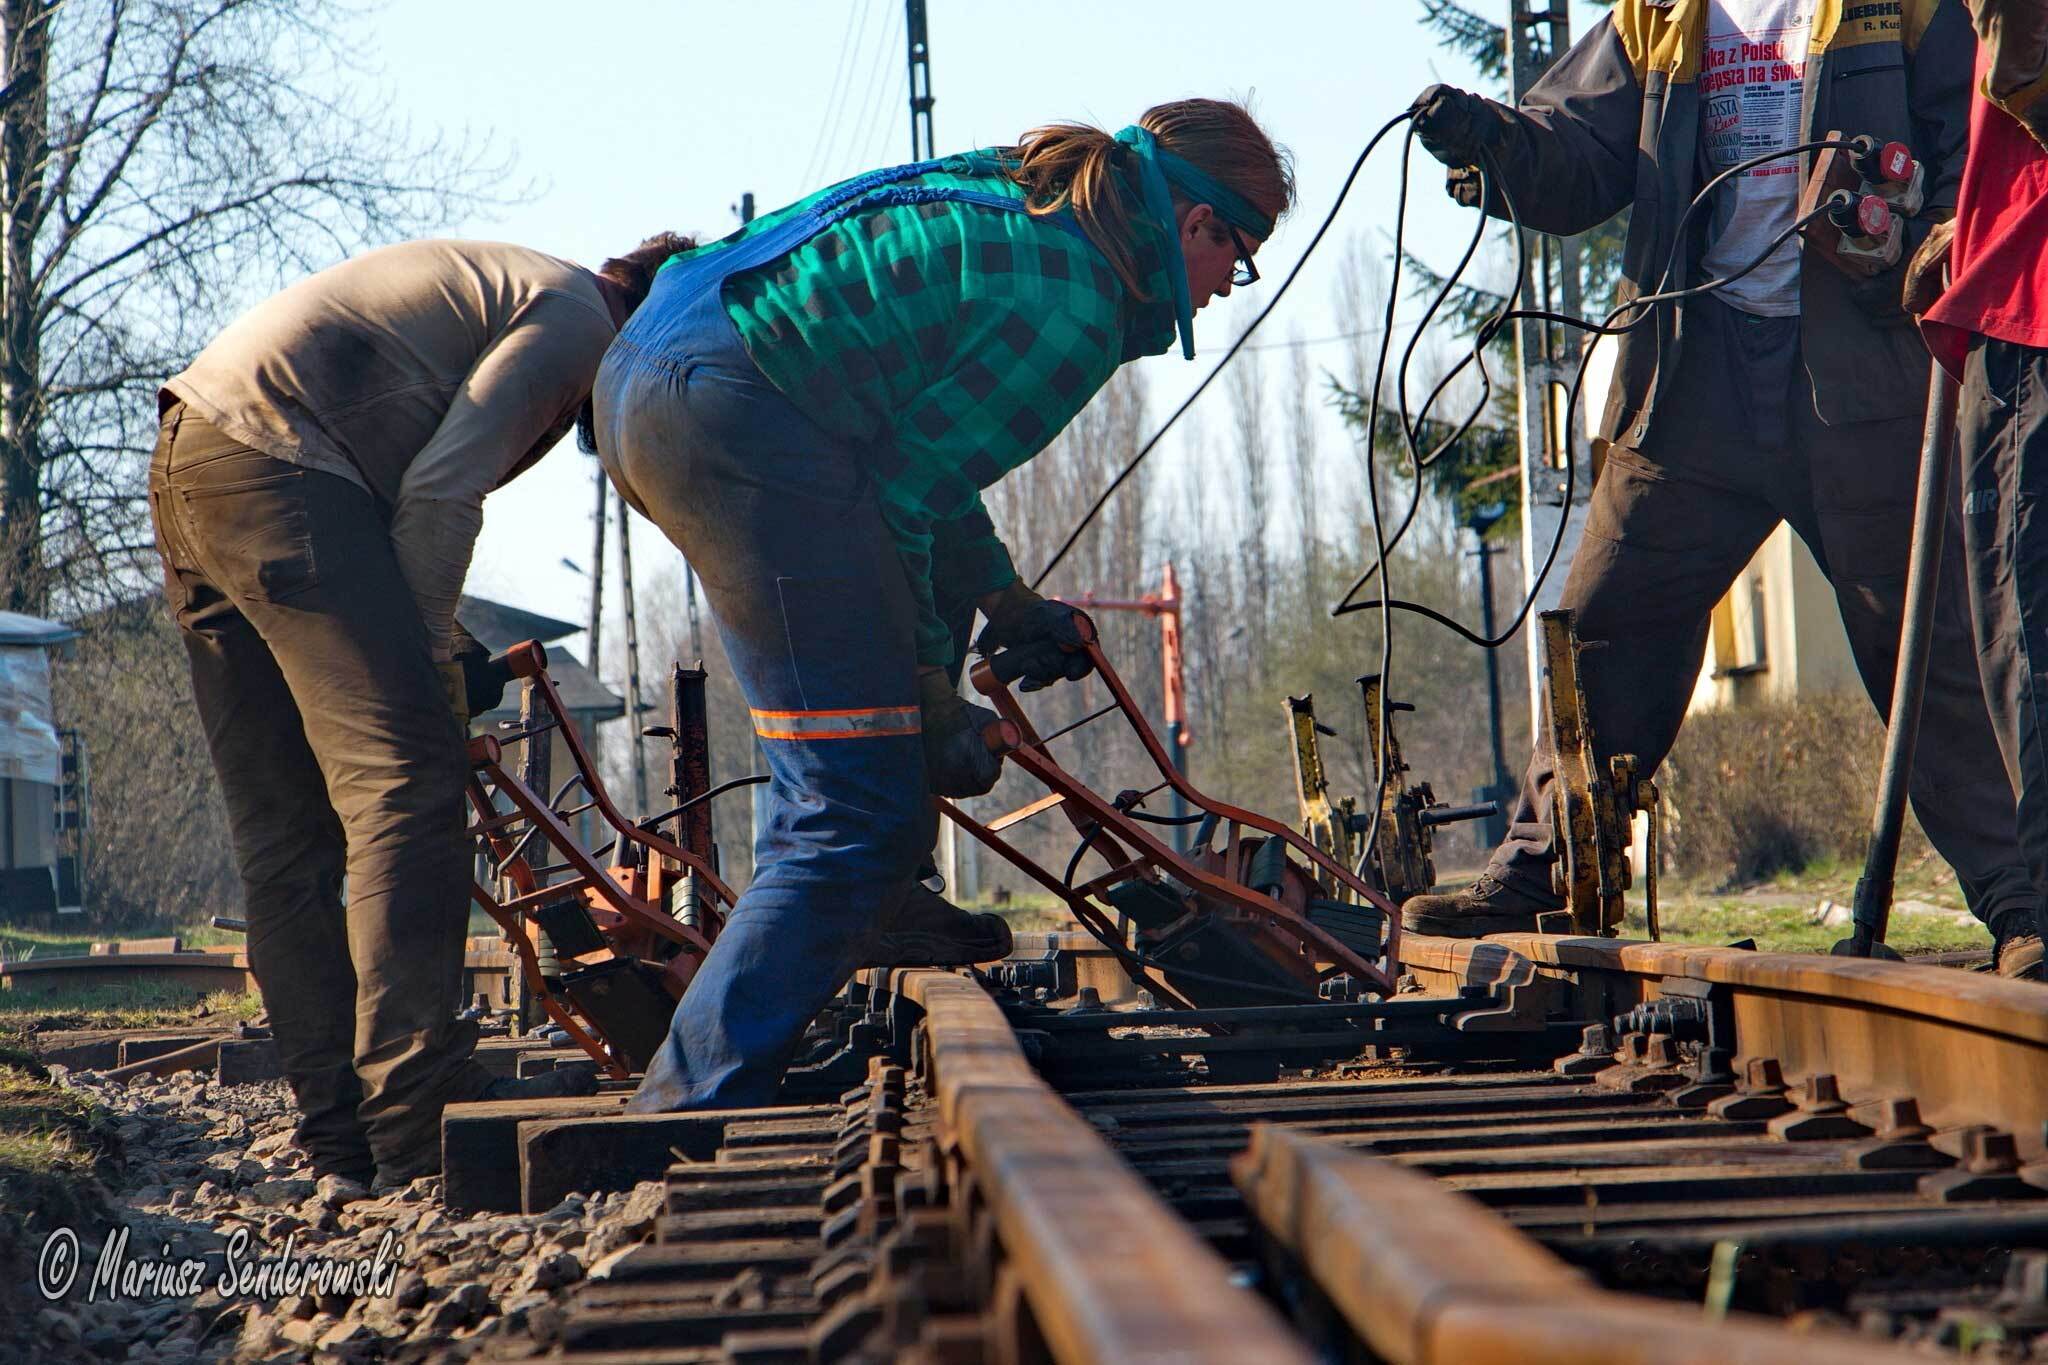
[1335, 0, 1627, 538]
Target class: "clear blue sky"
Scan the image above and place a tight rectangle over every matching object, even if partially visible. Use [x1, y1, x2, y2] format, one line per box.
[356, 1, 1606, 655]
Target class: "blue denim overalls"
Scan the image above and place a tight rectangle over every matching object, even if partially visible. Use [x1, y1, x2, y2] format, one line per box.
[597, 160, 1091, 1111]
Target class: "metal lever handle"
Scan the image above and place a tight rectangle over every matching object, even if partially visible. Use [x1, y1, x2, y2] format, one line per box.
[1418, 800, 1501, 829]
[491, 639, 549, 681]
[982, 718, 1023, 754]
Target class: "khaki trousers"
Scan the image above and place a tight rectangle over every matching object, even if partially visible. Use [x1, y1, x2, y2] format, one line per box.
[148, 403, 488, 1179]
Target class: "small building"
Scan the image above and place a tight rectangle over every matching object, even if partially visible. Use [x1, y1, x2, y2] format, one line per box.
[0, 611, 82, 915]
[1688, 527, 1860, 712]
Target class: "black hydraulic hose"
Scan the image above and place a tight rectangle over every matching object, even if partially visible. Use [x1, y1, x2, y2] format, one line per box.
[636, 773, 771, 833]
[1338, 142, 1848, 876]
[1029, 109, 1415, 590]
[1334, 193, 1841, 645]
[1333, 137, 1859, 629]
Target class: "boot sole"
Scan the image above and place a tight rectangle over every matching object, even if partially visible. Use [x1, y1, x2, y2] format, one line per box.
[1401, 909, 1544, 939]
[865, 930, 1014, 968]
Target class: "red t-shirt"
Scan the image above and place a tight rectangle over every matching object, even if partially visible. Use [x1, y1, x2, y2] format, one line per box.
[1923, 55, 2048, 373]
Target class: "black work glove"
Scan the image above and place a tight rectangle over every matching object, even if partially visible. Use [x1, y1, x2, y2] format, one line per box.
[451, 628, 513, 718]
[1410, 84, 1505, 171]
[972, 581, 1093, 693]
[920, 669, 1004, 798]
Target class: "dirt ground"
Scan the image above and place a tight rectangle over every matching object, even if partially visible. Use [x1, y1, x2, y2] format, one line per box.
[0, 1050, 665, 1363]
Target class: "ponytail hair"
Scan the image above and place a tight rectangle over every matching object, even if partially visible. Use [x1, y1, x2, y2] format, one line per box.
[578, 231, 697, 455]
[1002, 98, 1294, 299]
[597, 231, 697, 312]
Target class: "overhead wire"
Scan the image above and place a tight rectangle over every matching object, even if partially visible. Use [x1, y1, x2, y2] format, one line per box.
[801, 0, 870, 191]
[851, 6, 910, 170]
[827, 0, 897, 182]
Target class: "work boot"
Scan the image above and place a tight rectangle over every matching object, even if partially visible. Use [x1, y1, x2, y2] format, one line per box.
[1996, 932, 2046, 983]
[1401, 872, 1563, 939]
[867, 885, 1014, 967]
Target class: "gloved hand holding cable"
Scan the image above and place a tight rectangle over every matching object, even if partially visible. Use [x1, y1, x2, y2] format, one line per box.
[1409, 84, 1508, 209]
[973, 580, 1095, 692]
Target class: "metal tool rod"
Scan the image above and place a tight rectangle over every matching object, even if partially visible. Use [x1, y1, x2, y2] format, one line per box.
[586, 463, 606, 670]
[1839, 361, 1958, 960]
[616, 487, 650, 816]
[1037, 701, 1121, 746]
[1474, 528, 1512, 848]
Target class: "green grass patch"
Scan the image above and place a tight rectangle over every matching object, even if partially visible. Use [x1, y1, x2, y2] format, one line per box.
[1741, 851, 1969, 911]
[1625, 900, 1990, 956]
[0, 985, 260, 1037]
[0, 917, 245, 963]
[0, 916, 262, 1034]
[0, 1041, 117, 1249]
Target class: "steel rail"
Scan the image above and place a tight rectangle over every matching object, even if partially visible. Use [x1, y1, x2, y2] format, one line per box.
[1400, 931, 2048, 1149]
[1231, 1124, 1921, 1365]
[892, 967, 1315, 1365]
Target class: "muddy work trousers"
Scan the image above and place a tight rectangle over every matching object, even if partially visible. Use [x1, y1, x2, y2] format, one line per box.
[1488, 299, 2038, 938]
[1959, 337, 2048, 911]
[148, 403, 489, 1181]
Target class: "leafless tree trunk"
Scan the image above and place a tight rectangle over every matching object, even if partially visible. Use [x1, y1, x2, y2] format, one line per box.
[0, 0, 500, 615]
[1225, 331, 1270, 664]
[1286, 331, 1320, 615]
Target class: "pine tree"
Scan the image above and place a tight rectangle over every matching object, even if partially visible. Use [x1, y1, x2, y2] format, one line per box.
[1334, 0, 1626, 536]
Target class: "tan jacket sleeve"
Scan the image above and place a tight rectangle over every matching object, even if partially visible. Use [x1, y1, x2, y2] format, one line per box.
[390, 289, 615, 660]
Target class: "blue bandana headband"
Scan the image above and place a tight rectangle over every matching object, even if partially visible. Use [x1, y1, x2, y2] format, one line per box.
[1113, 125, 1272, 360]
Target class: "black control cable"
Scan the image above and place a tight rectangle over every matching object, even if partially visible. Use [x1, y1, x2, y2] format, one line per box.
[1340, 137, 1861, 872]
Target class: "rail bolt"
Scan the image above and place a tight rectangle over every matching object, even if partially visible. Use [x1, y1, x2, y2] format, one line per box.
[1768, 1074, 1872, 1141]
[1708, 1057, 1795, 1121]
[1555, 1022, 1618, 1077]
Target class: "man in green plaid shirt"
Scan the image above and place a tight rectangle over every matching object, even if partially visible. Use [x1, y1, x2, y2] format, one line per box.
[595, 100, 1293, 1112]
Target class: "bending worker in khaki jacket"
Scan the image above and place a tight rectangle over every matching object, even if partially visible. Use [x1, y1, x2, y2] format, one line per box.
[151, 235, 684, 1189]
[1396, 0, 2048, 980]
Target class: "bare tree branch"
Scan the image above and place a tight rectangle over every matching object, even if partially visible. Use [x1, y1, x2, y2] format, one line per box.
[0, 0, 512, 616]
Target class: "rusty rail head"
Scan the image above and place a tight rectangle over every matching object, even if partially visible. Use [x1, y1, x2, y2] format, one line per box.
[894, 969, 1315, 1365]
[1230, 1124, 1925, 1365]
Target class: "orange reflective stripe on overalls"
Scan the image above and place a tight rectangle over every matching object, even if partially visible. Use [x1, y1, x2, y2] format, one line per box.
[749, 705, 922, 741]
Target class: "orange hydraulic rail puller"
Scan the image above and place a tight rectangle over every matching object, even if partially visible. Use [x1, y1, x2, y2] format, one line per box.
[952, 612, 1403, 1007]
[464, 641, 736, 1078]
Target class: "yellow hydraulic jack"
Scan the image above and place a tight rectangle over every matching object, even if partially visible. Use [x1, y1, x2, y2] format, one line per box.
[1538, 609, 1662, 939]
[1286, 694, 1358, 886]
[1286, 682, 1499, 907]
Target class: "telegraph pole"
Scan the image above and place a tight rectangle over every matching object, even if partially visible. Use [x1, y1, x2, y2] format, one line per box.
[895, 2, 971, 893]
[586, 467, 606, 671]
[1466, 506, 1513, 848]
[905, 0, 934, 160]
[1506, 2, 1590, 735]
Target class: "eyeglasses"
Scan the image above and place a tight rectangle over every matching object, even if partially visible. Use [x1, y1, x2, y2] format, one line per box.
[1227, 225, 1260, 287]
